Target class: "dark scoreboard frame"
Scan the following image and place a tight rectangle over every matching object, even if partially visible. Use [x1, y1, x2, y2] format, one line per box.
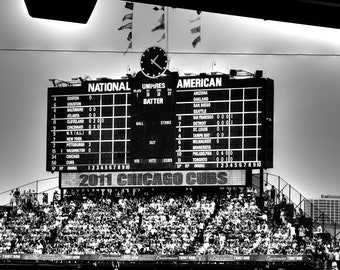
[46, 73, 273, 172]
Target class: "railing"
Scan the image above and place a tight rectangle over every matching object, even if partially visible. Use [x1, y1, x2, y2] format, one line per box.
[0, 177, 59, 206]
[252, 171, 340, 240]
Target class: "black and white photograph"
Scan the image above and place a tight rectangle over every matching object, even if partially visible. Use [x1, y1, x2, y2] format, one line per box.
[1, 1, 340, 269]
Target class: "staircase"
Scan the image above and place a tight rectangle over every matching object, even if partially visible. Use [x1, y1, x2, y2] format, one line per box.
[252, 171, 340, 240]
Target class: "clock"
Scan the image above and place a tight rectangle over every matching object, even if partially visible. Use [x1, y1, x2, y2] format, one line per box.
[140, 46, 169, 78]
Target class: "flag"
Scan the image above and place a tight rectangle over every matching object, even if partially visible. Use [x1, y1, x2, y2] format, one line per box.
[151, 23, 164, 32]
[122, 13, 133, 21]
[124, 41, 132, 55]
[158, 13, 164, 24]
[119, 2, 134, 55]
[191, 26, 201, 34]
[192, 35, 201, 48]
[189, 11, 201, 49]
[125, 2, 134, 10]
[153, 6, 164, 11]
[157, 33, 165, 43]
[151, 13, 164, 31]
[127, 31, 132, 41]
[118, 22, 132, 31]
[189, 16, 201, 23]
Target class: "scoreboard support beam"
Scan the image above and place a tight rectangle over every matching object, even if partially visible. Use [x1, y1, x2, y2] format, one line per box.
[246, 169, 252, 188]
[259, 168, 264, 197]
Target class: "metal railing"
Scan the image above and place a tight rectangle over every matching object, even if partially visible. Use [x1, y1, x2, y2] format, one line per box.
[0, 177, 59, 206]
[253, 171, 340, 240]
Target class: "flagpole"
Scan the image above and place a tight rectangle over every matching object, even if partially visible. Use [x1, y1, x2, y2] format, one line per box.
[166, 6, 169, 52]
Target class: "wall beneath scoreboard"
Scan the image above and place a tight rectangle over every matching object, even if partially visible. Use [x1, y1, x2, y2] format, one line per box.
[60, 170, 245, 188]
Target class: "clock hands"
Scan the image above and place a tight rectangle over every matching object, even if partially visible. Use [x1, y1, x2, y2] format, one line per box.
[150, 55, 163, 70]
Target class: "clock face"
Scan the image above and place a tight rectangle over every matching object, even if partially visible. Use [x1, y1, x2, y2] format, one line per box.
[140, 46, 168, 78]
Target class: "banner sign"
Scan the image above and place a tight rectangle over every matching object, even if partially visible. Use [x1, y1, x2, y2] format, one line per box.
[60, 170, 246, 188]
[0, 253, 306, 263]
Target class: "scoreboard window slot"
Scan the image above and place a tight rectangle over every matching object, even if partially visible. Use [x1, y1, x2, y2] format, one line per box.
[101, 153, 112, 164]
[244, 88, 258, 99]
[86, 154, 101, 164]
[101, 142, 112, 151]
[114, 152, 127, 163]
[214, 138, 228, 147]
[231, 102, 243, 112]
[87, 143, 99, 152]
[102, 107, 113, 116]
[244, 126, 257, 136]
[102, 95, 113, 105]
[232, 114, 243, 125]
[244, 101, 257, 112]
[114, 130, 127, 140]
[101, 130, 112, 140]
[230, 138, 242, 149]
[114, 106, 129, 116]
[114, 142, 126, 151]
[114, 95, 129, 104]
[244, 138, 257, 148]
[244, 114, 257, 124]
[232, 151, 242, 160]
[244, 150, 257, 161]
[231, 89, 243, 100]
[114, 118, 127, 128]
[101, 119, 113, 129]
[230, 126, 242, 137]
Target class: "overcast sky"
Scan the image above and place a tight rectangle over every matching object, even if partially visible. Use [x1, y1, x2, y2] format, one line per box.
[0, 0, 340, 204]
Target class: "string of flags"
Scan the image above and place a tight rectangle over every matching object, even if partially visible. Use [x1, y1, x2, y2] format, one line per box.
[151, 6, 166, 44]
[118, 2, 134, 54]
[117, 3, 203, 53]
[190, 11, 201, 48]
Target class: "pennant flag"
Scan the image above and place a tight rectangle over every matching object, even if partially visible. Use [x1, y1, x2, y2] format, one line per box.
[118, 22, 132, 31]
[151, 22, 164, 32]
[127, 31, 132, 41]
[191, 25, 201, 34]
[192, 35, 201, 48]
[158, 13, 164, 24]
[151, 13, 164, 31]
[157, 33, 165, 43]
[153, 6, 164, 11]
[151, 5, 166, 44]
[118, 2, 134, 55]
[122, 13, 133, 21]
[189, 16, 201, 23]
[189, 11, 201, 49]
[125, 2, 134, 10]
[124, 42, 132, 55]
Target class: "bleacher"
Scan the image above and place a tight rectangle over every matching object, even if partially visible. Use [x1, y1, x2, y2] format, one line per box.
[0, 183, 337, 270]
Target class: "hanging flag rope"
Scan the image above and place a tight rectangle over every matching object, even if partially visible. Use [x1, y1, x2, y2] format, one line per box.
[118, 2, 134, 55]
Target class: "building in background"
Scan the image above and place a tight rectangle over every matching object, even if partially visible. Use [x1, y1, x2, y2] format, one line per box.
[305, 195, 340, 239]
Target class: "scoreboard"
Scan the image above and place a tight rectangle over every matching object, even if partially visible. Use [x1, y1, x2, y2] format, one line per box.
[47, 74, 273, 172]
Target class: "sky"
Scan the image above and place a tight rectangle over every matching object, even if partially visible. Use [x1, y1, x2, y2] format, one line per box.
[0, 0, 340, 204]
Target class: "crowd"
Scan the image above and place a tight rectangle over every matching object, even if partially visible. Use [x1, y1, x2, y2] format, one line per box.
[0, 185, 339, 267]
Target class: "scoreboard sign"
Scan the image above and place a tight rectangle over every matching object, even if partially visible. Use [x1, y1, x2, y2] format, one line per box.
[47, 74, 273, 172]
[59, 170, 246, 188]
